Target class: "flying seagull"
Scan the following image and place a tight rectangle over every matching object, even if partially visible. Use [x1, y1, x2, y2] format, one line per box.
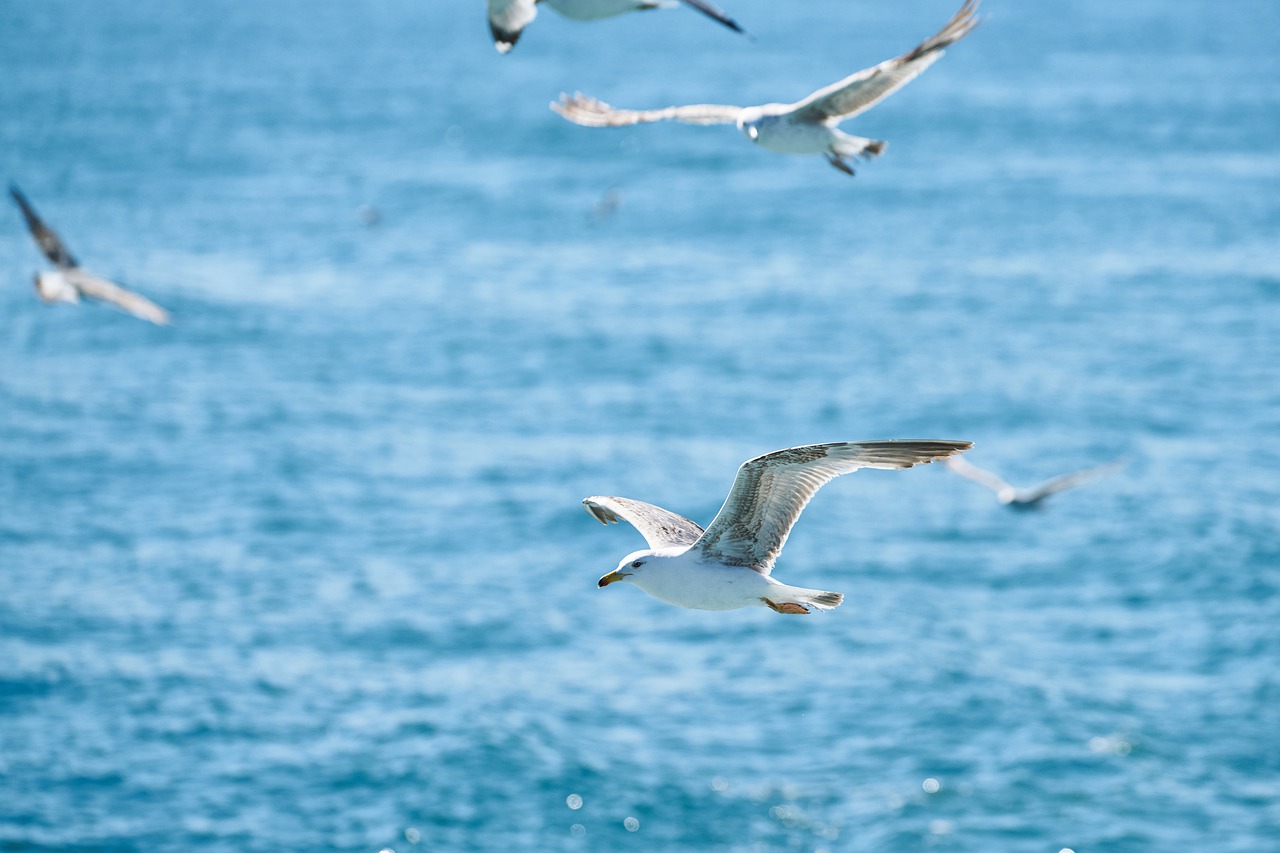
[587, 439, 972, 615]
[944, 456, 1125, 510]
[487, 0, 744, 54]
[9, 184, 170, 325]
[553, 0, 979, 174]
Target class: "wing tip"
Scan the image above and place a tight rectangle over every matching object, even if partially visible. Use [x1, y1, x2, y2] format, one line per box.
[489, 23, 522, 54]
[582, 497, 616, 525]
[896, 439, 974, 468]
[679, 0, 747, 35]
[552, 92, 613, 126]
[839, 439, 974, 469]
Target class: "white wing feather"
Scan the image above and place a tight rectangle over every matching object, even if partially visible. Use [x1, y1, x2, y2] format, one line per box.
[65, 269, 171, 325]
[553, 92, 742, 127]
[944, 455, 1012, 495]
[583, 496, 705, 550]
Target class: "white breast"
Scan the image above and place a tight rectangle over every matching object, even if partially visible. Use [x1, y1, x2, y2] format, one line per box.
[749, 116, 836, 155]
[631, 553, 772, 611]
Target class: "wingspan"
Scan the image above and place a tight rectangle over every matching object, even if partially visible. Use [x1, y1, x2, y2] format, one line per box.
[66, 270, 171, 326]
[583, 496, 704, 550]
[553, 92, 742, 127]
[9, 184, 79, 269]
[488, 0, 539, 53]
[789, 0, 980, 124]
[694, 440, 972, 573]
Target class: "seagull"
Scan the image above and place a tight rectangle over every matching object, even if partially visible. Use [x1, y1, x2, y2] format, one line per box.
[944, 456, 1125, 510]
[9, 184, 171, 326]
[487, 0, 744, 54]
[587, 439, 972, 615]
[552, 0, 979, 174]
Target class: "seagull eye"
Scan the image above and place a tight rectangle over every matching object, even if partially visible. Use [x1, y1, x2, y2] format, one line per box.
[631, 561, 643, 569]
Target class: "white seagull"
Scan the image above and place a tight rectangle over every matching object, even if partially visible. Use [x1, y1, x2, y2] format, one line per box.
[9, 185, 171, 326]
[553, 0, 979, 174]
[944, 456, 1126, 510]
[487, 0, 744, 54]
[588, 439, 972, 615]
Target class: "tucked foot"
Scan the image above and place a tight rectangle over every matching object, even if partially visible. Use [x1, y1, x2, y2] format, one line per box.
[763, 598, 811, 615]
[825, 152, 856, 176]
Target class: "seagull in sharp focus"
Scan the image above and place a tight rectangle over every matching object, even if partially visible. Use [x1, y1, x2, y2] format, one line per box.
[553, 0, 979, 174]
[9, 184, 170, 326]
[944, 456, 1126, 510]
[487, 0, 744, 54]
[587, 439, 972, 615]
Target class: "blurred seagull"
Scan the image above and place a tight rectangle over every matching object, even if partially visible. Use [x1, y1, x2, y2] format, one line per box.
[553, 0, 979, 174]
[487, 0, 744, 54]
[592, 186, 623, 220]
[9, 185, 171, 326]
[944, 456, 1125, 510]
[587, 439, 972, 615]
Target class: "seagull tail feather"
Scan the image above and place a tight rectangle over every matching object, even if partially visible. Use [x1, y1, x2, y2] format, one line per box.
[773, 584, 844, 613]
[833, 132, 887, 161]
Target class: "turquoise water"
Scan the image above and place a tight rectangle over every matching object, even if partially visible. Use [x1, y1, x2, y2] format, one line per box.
[2, 1, 1278, 850]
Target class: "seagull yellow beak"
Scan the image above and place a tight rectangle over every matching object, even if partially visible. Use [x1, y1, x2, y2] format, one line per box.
[597, 571, 632, 588]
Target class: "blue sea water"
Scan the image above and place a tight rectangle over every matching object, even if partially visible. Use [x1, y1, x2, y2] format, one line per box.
[1, 0, 1278, 850]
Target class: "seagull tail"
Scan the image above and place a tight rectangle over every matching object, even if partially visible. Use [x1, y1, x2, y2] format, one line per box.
[774, 584, 844, 613]
[833, 132, 887, 161]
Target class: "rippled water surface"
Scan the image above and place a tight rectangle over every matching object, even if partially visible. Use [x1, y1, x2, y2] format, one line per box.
[2, 1, 1278, 850]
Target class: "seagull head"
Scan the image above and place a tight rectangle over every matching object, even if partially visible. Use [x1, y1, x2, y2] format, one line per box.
[598, 550, 652, 588]
[737, 106, 789, 145]
[34, 271, 78, 304]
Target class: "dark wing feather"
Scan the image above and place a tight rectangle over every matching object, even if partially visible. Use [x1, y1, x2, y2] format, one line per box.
[679, 0, 745, 34]
[487, 0, 538, 53]
[9, 184, 79, 268]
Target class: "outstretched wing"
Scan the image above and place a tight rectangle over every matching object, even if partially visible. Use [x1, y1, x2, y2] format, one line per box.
[944, 455, 1012, 496]
[488, 0, 538, 53]
[694, 440, 972, 573]
[65, 270, 171, 325]
[1023, 459, 1126, 502]
[789, 0, 980, 124]
[680, 0, 745, 34]
[583, 496, 705, 550]
[9, 184, 79, 269]
[553, 92, 742, 127]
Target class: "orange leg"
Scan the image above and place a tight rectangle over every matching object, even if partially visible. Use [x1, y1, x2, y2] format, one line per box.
[762, 598, 811, 615]
[825, 153, 856, 176]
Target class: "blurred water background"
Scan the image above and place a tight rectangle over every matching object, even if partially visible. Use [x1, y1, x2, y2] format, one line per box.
[2, 0, 1278, 850]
